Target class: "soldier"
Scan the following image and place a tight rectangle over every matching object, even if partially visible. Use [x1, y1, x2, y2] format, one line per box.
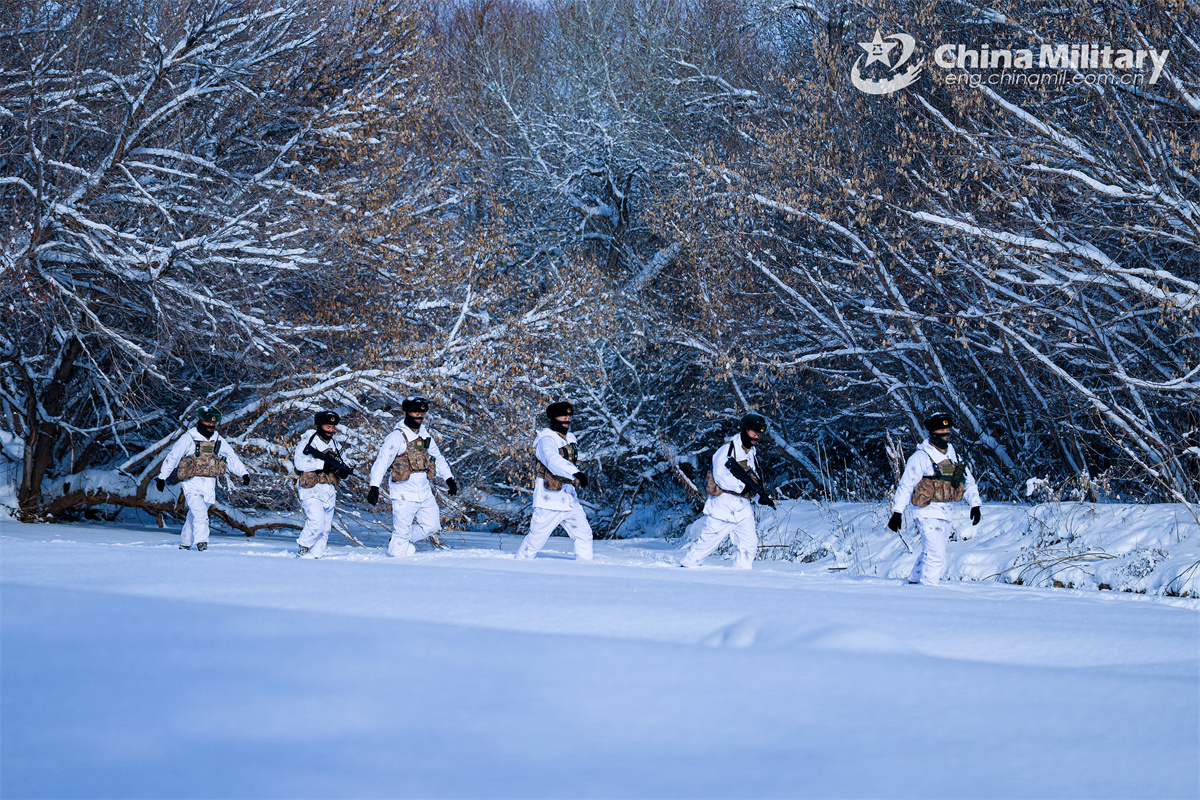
[293, 410, 354, 559]
[367, 395, 457, 557]
[680, 413, 775, 569]
[155, 406, 250, 551]
[888, 409, 982, 585]
[515, 401, 593, 561]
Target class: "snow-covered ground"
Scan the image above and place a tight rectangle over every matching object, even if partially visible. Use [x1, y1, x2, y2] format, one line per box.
[2, 516, 1196, 799]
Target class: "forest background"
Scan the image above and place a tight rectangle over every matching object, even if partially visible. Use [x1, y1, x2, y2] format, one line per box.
[3, 0, 1198, 541]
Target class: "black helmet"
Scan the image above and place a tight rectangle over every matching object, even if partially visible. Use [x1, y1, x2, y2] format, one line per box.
[197, 406, 222, 424]
[546, 401, 574, 419]
[402, 395, 430, 413]
[739, 412, 767, 434]
[923, 410, 954, 432]
[315, 410, 340, 427]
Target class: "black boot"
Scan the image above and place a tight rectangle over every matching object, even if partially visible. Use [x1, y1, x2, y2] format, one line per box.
[179, 544, 190, 550]
[297, 545, 310, 557]
[197, 542, 207, 551]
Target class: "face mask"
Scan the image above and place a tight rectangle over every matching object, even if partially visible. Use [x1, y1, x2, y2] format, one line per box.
[404, 414, 423, 431]
[197, 422, 216, 438]
[740, 430, 760, 450]
[929, 431, 952, 448]
[550, 418, 571, 435]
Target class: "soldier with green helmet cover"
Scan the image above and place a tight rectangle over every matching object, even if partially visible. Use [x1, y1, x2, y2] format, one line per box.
[155, 406, 251, 551]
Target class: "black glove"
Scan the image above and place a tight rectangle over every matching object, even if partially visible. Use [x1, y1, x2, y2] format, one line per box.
[242, 473, 251, 487]
[446, 477, 458, 496]
[758, 493, 776, 508]
[574, 472, 588, 489]
[970, 506, 981, 525]
[367, 486, 379, 506]
[887, 512, 903, 532]
[155, 477, 166, 492]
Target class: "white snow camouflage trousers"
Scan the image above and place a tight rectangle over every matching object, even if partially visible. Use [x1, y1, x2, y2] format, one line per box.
[297, 483, 337, 558]
[388, 495, 440, 557]
[909, 516, 953, 585]
[681, 514, 757, 569]
[179, 483, 217, 547]
[516, 506, 593, 561]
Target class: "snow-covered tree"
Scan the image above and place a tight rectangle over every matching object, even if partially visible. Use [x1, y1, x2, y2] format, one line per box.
[0, 0, 443, 519]
[428, 0, 779, 521]
[661, 0, 1199, 502]
[4, 0, 1195, 534]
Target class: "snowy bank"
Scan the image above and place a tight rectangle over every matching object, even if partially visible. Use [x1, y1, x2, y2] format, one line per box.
[682, 499, 1200, 598]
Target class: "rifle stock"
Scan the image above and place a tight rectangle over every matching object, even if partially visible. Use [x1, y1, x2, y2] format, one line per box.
[725, 457, 766, 497]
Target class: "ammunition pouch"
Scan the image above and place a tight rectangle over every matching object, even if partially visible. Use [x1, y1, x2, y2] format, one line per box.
[297, 471, 340, 489]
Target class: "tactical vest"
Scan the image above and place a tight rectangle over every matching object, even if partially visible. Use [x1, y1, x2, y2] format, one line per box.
[536, 438, 579, 491]
[176, 439, 226, 480]
[390, 434, 436, 482]
[911, 453, 966, 507]
[706, 442, 757, 498]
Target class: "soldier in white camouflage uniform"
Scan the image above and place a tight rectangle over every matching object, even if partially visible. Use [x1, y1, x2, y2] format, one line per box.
[888, 410, 982, 585]
[367, 396, 457, 557]
[515, 401, 593, 561]
[293, 410, 353, 559]
[681, 413, 775, 569]
[156, 407, 250, 551]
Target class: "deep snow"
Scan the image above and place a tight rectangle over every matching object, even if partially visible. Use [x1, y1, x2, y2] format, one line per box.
[2, 516, 1196, 799]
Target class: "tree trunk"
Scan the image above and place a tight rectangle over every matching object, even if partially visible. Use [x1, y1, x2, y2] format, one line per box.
[18, 337, 83, 518]
[40, 488, 302, 537]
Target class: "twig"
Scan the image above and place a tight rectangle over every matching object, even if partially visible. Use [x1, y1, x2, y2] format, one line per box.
[982, 550, 1117, 583]
[330, 514, 364, 547]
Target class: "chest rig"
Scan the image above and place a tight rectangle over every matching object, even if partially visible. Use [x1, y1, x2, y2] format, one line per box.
[536, 438, 579, 491]
[176, 439, 226, 480]
[391, 434, 436, 482]
[911, 452, 967, 507]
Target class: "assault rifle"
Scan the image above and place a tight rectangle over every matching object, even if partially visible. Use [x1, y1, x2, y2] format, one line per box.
[303, 436, 355, 482]
[724, 455, 775, 508]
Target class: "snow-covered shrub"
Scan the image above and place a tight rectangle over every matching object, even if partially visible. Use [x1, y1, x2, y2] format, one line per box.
[1120, 547, 1168, 582]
